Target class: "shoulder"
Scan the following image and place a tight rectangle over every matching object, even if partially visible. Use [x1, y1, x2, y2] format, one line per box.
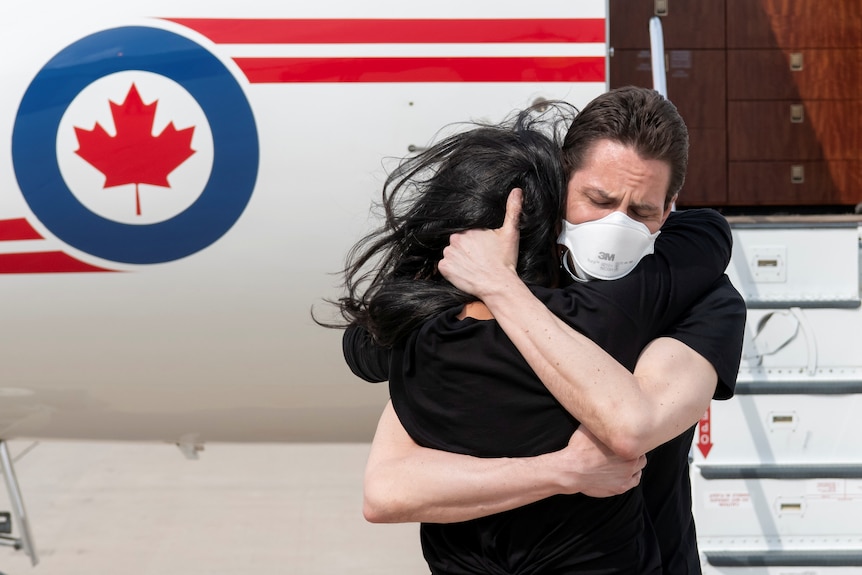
[342, 324, 390, 383]
[656, 208, 733, 265]
[662, 208, 731, 238]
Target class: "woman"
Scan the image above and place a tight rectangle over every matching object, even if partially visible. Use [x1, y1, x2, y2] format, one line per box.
[327, 105, 730, 573]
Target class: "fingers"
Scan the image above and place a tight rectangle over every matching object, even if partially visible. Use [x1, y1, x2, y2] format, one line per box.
[502, 188, 523, 234]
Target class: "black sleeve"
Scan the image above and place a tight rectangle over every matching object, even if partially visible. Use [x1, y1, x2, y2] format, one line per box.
[547, 208, 735, 339]
[663, 275, 747, 400]
[342, 324, 390, 383]
[637, 208, 734, 303]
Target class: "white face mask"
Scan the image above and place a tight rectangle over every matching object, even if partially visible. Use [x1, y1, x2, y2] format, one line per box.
[557, 211, 660, 281]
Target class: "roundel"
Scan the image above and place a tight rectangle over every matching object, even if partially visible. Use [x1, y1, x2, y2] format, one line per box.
[12, 26, 259, 264]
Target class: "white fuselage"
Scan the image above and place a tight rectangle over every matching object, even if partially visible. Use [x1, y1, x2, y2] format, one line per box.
[0, 0, 608, 444]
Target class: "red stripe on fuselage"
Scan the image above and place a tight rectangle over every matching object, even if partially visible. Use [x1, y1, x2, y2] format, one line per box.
[165, 18, 606, 44]
[0, 218, 44, 241]
[235, 56, 605, 83]
[0, 252, 115, 273]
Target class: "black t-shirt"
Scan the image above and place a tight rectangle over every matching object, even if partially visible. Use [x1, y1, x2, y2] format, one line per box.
[344, 209, 746, 574]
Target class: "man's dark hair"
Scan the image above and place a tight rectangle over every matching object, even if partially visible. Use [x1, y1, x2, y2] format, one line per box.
[562, 86, 688, 207]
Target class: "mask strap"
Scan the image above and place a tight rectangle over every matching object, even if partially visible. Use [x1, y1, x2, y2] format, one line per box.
[560, 250, 589, 283]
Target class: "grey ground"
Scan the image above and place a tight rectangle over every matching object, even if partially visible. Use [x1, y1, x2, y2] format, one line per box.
[0, 441, 427, 574]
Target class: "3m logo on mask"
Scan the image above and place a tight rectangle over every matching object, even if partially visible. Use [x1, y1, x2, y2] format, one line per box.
[598, 252, 615, 262]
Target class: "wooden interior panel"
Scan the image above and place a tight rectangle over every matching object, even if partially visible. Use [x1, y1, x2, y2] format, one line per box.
[610, 49, 726, 128]
[728, 101, 862, 161]
[677, 129, 728, 207]
[728, 161, 860, 206]
[609, 0, 725, 50]
[608, 0, 861, 210]
[727, 0, 862, 48]
[728, 49, 862, 100]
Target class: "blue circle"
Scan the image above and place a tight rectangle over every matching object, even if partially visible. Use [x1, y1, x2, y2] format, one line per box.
[12, 27, 259, 264]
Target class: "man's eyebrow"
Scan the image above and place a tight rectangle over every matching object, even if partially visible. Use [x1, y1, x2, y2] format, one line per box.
[588, 189, 661, 213]
[586, 188, 615, 201]
[631, 200, 661, 214]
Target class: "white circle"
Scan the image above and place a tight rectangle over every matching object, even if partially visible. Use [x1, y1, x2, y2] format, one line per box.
[57, 71, 214, 225]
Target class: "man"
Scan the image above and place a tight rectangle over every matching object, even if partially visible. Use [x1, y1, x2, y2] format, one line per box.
[347, 86, 746, 573]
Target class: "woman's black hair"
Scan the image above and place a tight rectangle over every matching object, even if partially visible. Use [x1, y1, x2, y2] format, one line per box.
[322, 103, 572, 347]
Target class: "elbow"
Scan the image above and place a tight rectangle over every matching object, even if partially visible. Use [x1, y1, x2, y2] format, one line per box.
[603, 418, 652, 460]
[606, 434, 644, 461]
[362, 496, 390, 524]
[362, 475, 404, 524]
[362, 486, 391, 523]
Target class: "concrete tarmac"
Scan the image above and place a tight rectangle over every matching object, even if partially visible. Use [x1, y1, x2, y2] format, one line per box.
[0, 441, 427, 574]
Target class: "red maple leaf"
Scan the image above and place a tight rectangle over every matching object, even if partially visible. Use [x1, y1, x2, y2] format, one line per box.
[74, 83, 196, 216]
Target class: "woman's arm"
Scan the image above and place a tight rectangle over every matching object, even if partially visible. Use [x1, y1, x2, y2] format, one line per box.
[364, 401, 646, 523]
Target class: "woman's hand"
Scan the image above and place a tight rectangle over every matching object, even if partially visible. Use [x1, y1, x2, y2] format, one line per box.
[551, 426, 647, 498]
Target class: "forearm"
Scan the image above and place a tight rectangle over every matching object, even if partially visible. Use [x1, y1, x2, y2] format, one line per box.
[365, 448, 564, 524]
[364, 401, 566, 523]
[484, 279, 717, 456]
[481, 277, 654, 456]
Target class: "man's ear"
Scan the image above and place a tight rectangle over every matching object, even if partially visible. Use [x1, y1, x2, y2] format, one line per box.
[661, 193, 678, 225]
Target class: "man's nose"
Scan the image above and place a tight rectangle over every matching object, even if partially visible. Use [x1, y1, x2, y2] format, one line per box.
[612, 195, 631, 214]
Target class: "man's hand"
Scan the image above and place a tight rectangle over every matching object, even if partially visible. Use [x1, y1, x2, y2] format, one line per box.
[438, 188, 523, 298]
[552, 427, 646, 498]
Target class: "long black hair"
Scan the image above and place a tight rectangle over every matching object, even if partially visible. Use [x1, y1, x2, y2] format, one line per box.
[324, 103, 572, 347]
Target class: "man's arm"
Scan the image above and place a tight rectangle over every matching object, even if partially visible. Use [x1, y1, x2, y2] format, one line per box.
[364, 401, 646, 523]
[438, 190, 723, 459]
[469, 275, 714, 459]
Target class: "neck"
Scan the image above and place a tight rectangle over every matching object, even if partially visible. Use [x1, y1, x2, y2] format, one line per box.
[457, 301, 494, 320]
